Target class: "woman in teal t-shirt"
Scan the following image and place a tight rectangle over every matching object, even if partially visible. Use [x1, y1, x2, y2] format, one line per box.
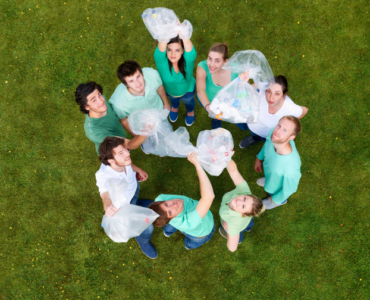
[154, 35, 197, 126]
[196, 43, 239, 129]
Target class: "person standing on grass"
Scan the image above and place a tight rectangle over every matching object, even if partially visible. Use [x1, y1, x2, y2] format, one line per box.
[149, 153, 216, 250]
[219, 159, 265, 252]
[155, 34, 197, 126]
[255, 116, 302, 210]
[196, 43, 239, 129]
[75, 82, 146, 154]
[237, 72, 308, 149]
[95, 136, 158, 259]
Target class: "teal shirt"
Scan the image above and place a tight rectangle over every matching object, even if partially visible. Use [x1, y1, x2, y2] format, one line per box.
[84, 98, 126, 155]
[155, 194, 214, 237]
[154, 46, 197, 96]
[197, 60, 239, 102]
[257, 129, 302, 204]
[109, 68, 164, 119]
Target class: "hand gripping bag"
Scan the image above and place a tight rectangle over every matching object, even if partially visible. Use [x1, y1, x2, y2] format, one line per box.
[101, 179, 159, 243]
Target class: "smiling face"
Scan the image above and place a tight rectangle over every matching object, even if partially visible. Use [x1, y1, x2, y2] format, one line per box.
[265, 83, 286, 107]
[271, 118, 296, 144]
[110, 145, 131, 167]
[124, 70, 145, 94]
[207, 51, 227, 74]
[228, 195, 255, 216]
[85, 89, 107, 114]
[167, 42, 184, 64]
[160, 199, 184, 219]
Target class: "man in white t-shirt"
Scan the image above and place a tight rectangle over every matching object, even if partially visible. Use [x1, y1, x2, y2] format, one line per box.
[237, 74, 308, 148]
[95, 136, 157, 259]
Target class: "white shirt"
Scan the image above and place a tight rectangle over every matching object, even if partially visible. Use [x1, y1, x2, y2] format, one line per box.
[248, 83, 302, 138]
[95, 164, 137, 203]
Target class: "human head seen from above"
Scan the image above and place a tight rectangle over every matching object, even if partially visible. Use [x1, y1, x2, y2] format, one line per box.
[207, 43, 229, 74]
[117, 60, 145, 95]
[99, 137, 132, 171]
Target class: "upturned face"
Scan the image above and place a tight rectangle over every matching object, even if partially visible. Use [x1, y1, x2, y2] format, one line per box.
[167, 42, 184, 64]
[265, 83, 285, 107]
[271, 118, 296, 144]
[207, 51, 227, 74]
[85, 89, 107, 114]
[110, 145, 131, 167]
[125, 70, 145, 93]
[160, 199, 184, 219]
[228, 195, 254, 215]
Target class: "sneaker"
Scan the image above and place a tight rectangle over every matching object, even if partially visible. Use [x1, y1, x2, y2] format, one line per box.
[239, 136, 261, 149]
[135, 240, 158, 259]
[185, 245, 191, 250]
[140, 144, 149, 155]
[185, 111, 195, 126]
[163, 231, 172, 237]
[262, 198, 287, 210]
[169, 107, 179, 123]
[218, 227, 227, 239]
[256, 177, 265, 187]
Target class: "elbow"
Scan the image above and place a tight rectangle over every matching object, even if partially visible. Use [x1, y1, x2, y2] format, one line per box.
[126, 142, 139, 150]
[227, 245, 237, 252]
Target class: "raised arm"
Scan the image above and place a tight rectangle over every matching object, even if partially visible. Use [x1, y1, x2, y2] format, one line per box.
[158, 41, 167, 52]
[196, 66, 211, 112]
[227, 159, 244, 186]
[182, 38, 193, 53]
[187, 153, 215, 218]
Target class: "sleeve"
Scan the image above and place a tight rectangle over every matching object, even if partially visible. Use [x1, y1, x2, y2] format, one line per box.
[197, 60, 207, 71]
[257, 143, 266, 161]
[184, 45, 197, 61]
[149, 68, 163, 90]
[271, 171, 301, 204]
[235, 181, 251, 194]
[286, 96, 303, 118]
[154, 46, 167, 65]
[227, 221, 243, 236]
[96, 173, 108, 195]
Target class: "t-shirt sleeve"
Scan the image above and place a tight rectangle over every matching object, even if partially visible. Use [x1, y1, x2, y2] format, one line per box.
[286, 96, 303, 118]
[154, 46, 167, 65]
[257, 143, 266, 161]
[148, 68, 163, 90]
[184, 45, 197, 62]
[197, 60, 208, 71]
[234, 180, 251, 194]
[96, 173, 108, 195]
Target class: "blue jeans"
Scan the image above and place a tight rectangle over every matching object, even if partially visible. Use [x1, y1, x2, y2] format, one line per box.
[130, 182, 154, 244]
[166, 85, 196, 113]
[222, 217, 254, 243]
[196, 94, 222, 129]
[236, 123, 266, 142]
[268, 193, 288, 205]
[163, 222, 216, 249]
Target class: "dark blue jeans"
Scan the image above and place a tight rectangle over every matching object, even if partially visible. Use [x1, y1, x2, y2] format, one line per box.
[166, 85, 196, 113]
[163, 222, 216, 249]
[130, 182, 154, 244]
[236, 123, 266, 142]
[222, 217, 255, 243]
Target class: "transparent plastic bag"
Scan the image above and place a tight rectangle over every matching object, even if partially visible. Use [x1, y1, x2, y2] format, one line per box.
[209, 78, 260, 124]
[101, 179, 159, 243]
[142, 8, 181, 42]
[164, 127, 197, 157]
[222, 50, 274, 84]
[179, 20, 193, 40]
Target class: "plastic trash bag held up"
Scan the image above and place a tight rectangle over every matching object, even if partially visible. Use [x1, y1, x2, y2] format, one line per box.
[101, 178, 159, 243]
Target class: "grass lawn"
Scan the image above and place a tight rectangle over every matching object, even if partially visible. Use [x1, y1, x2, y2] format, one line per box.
[1, 0, 369, 299]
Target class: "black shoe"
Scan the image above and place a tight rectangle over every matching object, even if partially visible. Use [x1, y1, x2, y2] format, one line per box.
[239, 136, 260, 149]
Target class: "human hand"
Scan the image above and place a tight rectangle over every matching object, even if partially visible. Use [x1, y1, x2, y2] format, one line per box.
[187, 152, 201, 166]
[136, 169, 148, 182]
[238, 71, 250, 82]
[205, 103, 211, 112]
[164, 104, 171, 111]
[105, 204, 120, 217]
[254, 157, 263, 173]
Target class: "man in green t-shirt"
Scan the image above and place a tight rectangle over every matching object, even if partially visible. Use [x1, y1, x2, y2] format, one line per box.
[149, 153, 216, 250]
[75, 81, 146, 154]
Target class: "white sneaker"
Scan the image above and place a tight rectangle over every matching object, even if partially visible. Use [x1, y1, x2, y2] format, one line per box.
[256, 177, 265, 187]
[262, 198, 287, 210]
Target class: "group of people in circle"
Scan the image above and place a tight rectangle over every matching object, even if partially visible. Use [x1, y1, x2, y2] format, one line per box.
[74, 29, 308, 259]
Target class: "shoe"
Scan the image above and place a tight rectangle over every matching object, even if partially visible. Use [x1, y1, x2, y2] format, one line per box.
[169, 107, 179, 123]
[135, 240, 158, 259]
[239, 136, 260, 149]
[256, 177, 265, 187]
[185, 111, 195, 126]
[219, 227, 227, 239]
[163, 231, 172, 237]
[262, 198, 287, 210]
[140, 144, 149, 155]
[185, 245, 191, 250]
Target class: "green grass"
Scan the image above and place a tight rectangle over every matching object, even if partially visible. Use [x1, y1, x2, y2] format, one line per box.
[1, 0, 370, 299]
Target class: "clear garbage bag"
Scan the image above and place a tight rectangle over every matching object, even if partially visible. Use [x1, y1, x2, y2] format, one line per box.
[209, 78, 260, 124]
[101, 179, 159, 243]
[179, 20, 193, 40]
[222, 50, 274, 84]
[164, 127, 197, 157]
[142, 8, 181, 42]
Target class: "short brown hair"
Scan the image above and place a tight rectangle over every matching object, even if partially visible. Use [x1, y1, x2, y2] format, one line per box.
[117, 60, 143, 86]
[280, 115, 302, 137]
[98, 137, 125, 166]
[148, 201, 171, 227]
[244, 195, 265, 217]
[209, 43, 229, 60]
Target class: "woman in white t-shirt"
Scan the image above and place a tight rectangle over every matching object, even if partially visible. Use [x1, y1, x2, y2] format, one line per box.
[237, 73, 308, 148]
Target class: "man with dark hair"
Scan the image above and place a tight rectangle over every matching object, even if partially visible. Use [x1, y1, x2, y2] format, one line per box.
[109, 60, 170, 139]
[254, 116, 302, 210]
[95, 136, 157, 259]
[149, 153, 216, 250]
[75, 82, 146, 154]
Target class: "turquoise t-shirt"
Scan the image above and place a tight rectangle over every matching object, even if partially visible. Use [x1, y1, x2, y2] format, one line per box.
[84, 98, 127, 155]
[154, 46, 197, 97]
[109, 68, 164, 119]
[155, 194, 214, 237]
[197, 60, 239, 102]
[257, 129, 302, 204]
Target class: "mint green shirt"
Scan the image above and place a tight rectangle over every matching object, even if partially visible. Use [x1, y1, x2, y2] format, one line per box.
[84, 98, 126, 154]
[155, 194, 214, 237]
[257, 129, 302, 204]
[109, 68, 164, 119]
[219, 181, 253, 236]
[197, 60, 239, 102]
[154, 46, 197, 97]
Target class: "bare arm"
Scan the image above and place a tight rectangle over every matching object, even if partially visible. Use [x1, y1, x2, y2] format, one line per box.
[187, 153, 215, 219]
[101, 192, 119, 217]
[131, 163, 148, 182]
[298, 106, 308, 119]
[222, 220, 239, 252]
[158, 41, 167, 52]
[120, 118, 148, 150]
[196, 66, 211, 112]
[182, 39, 193, 53]
[157, 85, 171, 110]
[227, 159, 244, 186]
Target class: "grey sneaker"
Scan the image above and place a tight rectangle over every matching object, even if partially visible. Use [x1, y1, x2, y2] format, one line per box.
[219, 227, 227, 239]
[262, 198, 287, 210]
[257, 177, 265, 187]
